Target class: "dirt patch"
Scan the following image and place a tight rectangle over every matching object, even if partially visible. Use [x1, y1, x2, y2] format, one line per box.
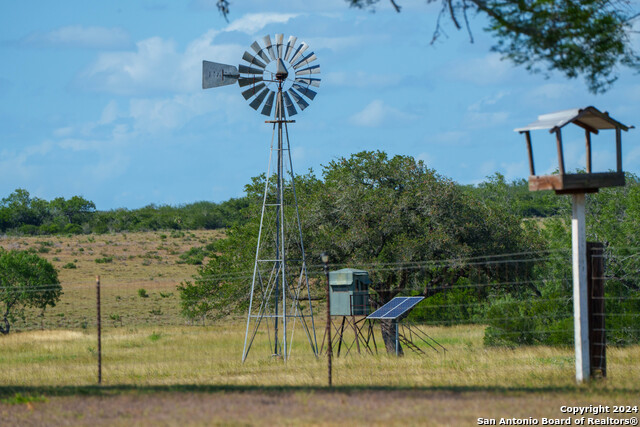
[0, 389, 637, 426]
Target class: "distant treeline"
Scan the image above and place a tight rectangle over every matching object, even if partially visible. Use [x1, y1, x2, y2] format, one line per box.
[0, 189, 249, 235]
[0, 174, 566, 236]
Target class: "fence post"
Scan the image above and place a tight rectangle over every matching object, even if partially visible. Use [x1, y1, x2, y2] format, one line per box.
[96, 275, 102, 384]
[587, 242, 606, 378]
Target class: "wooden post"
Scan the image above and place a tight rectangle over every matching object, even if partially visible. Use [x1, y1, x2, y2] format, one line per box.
[585, 130, 592, 173]
[572, 194, 590, 383]
[96, 275, 102, 384]
[587, 242, 606, 378]
[616, 127, 622, 173]
[525, 131, 535, 176]
[323, 260, 332, 387]
[556, 129, 565, 175]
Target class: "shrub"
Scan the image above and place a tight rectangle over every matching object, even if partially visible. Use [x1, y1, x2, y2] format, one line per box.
[63, 223, 83, 235]
[94, 256, 113, 264]
[177, 246, 206, 265]
[62, 262, 77, 269]
[138, 288, 149, 298]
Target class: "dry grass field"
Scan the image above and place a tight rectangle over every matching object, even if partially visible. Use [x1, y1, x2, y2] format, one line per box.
[0, 231, 639, 425]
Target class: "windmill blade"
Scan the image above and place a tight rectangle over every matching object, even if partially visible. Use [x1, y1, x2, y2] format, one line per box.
[239, 64, 264, 75]
[275, 34, 284, 58]
[288, 88, 309, 111]
[202, 61, 239, 89]
[293, 83, 317, 100]
[289, 42, 309, 65]
[242, 51, 266, 69]
[238, 76, 264, 87]
[241, 83, 266, 100]
[250, 41, 270, 63]
[295, 77, 321, 88]
[283, 35, 297, 61]
[261, 90, 276, 116]
[295, 65, 321, 76]
[249, 87, 270, 110]
[282, 91, 298, 117]
[263, 35, 276, 60]
[292, 52, 317, 70]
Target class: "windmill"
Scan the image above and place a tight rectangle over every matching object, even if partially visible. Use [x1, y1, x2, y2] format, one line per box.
[202, 34, 320, 361]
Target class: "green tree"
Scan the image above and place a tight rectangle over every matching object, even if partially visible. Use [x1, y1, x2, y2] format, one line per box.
[179, 151, 539, 352]
[50, 196, 96, 225]
[304, 151, 538, 351]
[484, 173, 640, 346]
[471, 172, 565, 218]
[0, 249, 62, 334]
[0, 189, 51, 230]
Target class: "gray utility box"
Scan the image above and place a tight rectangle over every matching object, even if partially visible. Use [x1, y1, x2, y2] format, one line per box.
[329, 268, 370, 316]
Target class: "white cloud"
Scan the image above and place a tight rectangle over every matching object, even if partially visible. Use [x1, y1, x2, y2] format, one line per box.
[468, 91, 510, 112]
[349, 100, 416, 127]
[53, 127, 74, 138]
[527, 83, 576, 100]
[430, 131, 468, 145]
[225, 13, 299, 35]
[464, 111, 509, 129]
[130, 96, 196, 133]
[500, 160, 527, 181]
[416, 152, 434, 166]
[77, 29, 243, 96]
[21, 26, 131, 49]
[448, 53, 513, 85]
[0, 141, 55, 182]
[99, 100, 120, 125]
[78, 37, 181, 95]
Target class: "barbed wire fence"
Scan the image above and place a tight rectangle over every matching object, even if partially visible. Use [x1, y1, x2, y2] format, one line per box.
[1, 246, 639, 387]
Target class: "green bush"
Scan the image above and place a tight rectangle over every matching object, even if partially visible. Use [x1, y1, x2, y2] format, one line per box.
[138, 288, 149, 298]
[483, 293, 572, 347]
[94, 256, 113, 264]
[62, 262, 77, 269]
[408, 280, 487, 325]
[63, 223, 83, 234]
[177, 246, 206, 265]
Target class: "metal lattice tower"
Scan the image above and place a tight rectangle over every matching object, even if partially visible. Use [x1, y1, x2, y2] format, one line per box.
[202, 34, 320, 361]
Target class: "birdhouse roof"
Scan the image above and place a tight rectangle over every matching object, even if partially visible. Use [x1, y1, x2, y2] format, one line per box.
[514, 106, 629, 134]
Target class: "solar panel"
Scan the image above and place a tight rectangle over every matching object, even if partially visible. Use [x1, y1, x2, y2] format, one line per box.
[366, 296, 424, 320]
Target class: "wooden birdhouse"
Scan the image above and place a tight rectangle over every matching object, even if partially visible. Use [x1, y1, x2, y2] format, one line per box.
[515, 106, 632, 194]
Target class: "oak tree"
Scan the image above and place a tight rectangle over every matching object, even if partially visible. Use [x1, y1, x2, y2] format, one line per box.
[0, 249, 62, 334]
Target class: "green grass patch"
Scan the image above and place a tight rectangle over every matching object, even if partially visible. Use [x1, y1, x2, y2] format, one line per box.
[1, 392, 47, 405]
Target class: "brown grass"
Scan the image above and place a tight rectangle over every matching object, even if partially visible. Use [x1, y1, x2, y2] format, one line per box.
[0, 231, 638, 425]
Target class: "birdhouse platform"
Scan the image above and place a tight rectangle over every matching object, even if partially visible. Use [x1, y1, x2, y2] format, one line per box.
[515, 106, 632, 194]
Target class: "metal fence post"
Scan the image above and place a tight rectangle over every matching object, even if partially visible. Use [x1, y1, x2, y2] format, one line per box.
[96, 275, 102, 384]
[587, 242, 606, 378]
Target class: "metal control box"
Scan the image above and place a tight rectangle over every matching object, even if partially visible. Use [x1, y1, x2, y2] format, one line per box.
[329, 268, 370, 316]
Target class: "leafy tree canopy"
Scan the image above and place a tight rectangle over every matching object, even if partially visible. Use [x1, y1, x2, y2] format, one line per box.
[0, 249, 62, 334]
[179, 151, 539, 319]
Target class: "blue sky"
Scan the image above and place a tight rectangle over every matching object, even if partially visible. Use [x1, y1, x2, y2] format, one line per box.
[1, 0, 639, 210]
